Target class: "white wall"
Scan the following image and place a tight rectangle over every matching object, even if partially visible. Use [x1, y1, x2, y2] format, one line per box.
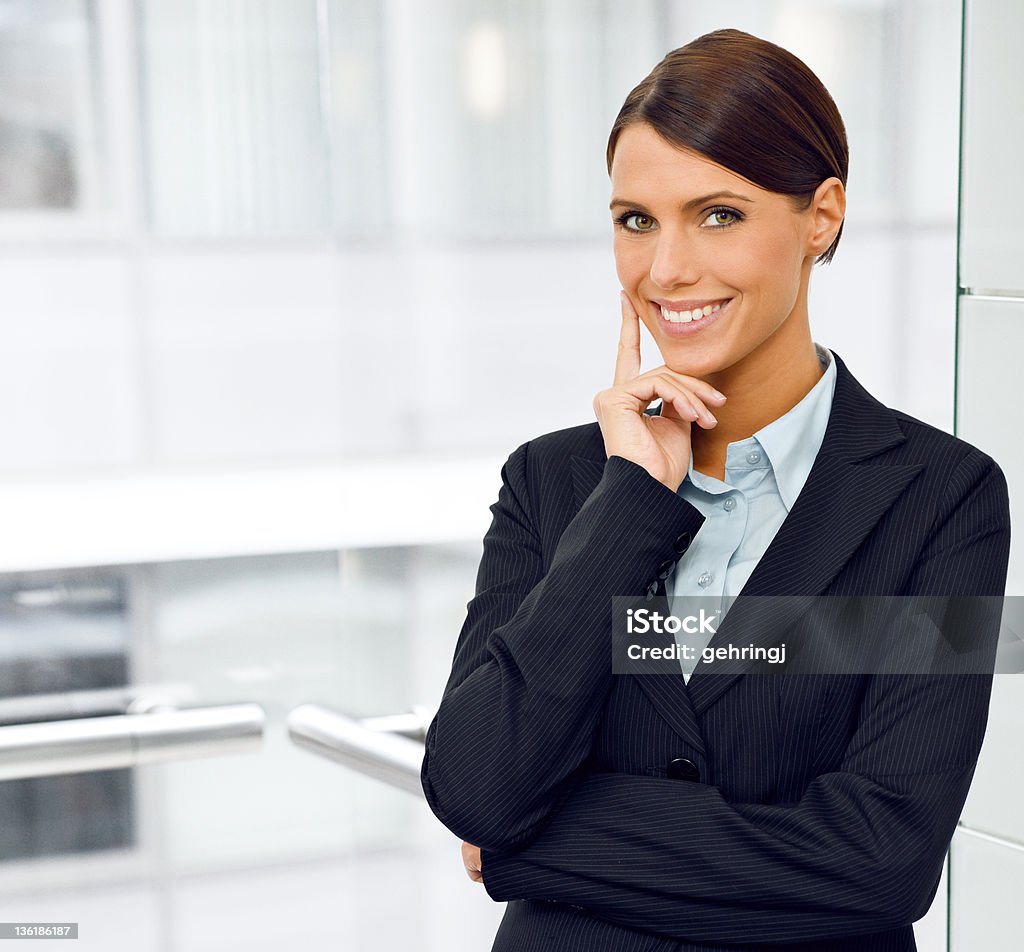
[951, 1, 1024, 949]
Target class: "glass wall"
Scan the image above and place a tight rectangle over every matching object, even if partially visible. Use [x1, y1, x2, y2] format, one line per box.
[951, 0, 1024, 947]
[0, 544, 504, 949]
[0, 0, 966, 476]
[0, 2, 969, 949]
[0, 0, 99, 212]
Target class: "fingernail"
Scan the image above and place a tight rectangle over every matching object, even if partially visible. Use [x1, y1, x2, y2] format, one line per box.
[711, 389, 726, 401]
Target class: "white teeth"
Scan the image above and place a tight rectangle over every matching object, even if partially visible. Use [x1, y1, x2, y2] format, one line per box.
[660, 301, 726, 323]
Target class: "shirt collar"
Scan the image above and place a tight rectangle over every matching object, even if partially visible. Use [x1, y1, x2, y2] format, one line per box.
[683, 343, 837, 511]
[749, 342, 836, 510]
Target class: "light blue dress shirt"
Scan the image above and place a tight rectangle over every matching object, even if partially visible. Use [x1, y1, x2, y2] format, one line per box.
[669, 342, 837, 680]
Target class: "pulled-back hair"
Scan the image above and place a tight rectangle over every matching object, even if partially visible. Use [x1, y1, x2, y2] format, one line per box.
[606, 28, 848, 265]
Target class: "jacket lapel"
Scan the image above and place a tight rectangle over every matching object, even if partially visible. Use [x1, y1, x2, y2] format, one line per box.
[685, 450, 923, 716]
[569, 351, 924, 744]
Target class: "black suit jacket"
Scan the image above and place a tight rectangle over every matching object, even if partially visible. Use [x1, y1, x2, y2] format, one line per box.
[421, 350, 1011, 951]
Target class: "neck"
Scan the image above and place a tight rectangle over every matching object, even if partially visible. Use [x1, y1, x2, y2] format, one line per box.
[689, 326, 823, 473]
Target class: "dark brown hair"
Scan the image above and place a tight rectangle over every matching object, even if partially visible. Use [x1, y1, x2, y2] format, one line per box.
[606, 28, 848, 266]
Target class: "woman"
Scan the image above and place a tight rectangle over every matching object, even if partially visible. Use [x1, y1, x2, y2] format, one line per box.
[421, 28, 1010, 952]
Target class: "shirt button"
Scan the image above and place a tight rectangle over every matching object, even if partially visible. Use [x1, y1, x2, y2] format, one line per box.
[746, 450, 761, 464]
[723, 497, 737, 511]
[698, 571, 714, 588]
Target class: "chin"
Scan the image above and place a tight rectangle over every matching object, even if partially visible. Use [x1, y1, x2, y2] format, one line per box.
[661, 350, 725, 379]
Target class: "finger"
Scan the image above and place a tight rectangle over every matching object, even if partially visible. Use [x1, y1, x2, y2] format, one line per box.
[461, 842, 482, 880]
[629, 374, 718, 428]
[636, 364, 727, 406]
[669, 382, 718, 427]
[613, 291, 642, 387]
[619, 374, 703, 426]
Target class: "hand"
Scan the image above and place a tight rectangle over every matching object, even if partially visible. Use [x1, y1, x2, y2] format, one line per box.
[462, 841, 483, 882]
[592, 291, 727, 493]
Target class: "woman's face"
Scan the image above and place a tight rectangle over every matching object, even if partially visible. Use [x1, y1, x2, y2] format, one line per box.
[609, 121, 840, 381]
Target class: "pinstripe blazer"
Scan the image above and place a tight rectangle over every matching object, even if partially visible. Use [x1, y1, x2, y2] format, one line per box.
[421, 349, 1011, 951]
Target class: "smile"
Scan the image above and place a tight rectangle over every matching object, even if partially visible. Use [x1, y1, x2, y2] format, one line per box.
[659, 299, 729, 323]
[651, 297, 734, 336]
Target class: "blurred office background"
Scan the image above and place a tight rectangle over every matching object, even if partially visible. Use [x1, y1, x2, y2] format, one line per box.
[0, 0, 1019, 949]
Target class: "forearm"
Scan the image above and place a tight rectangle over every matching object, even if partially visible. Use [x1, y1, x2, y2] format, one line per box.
[479, 503, 1009, 942]
[422, 453, 704, 851]
[481, 755, 977, 944]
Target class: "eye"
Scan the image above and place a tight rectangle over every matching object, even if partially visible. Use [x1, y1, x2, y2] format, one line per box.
[702, 206, 743, 228]
[613, 211, 656, 233]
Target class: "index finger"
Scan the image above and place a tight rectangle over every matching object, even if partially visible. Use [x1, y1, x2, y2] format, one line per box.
[614, 291, 642, 386]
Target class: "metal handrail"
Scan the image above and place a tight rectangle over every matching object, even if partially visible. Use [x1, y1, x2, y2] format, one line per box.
[0, 703, 265, 781]
[286, 704, 430, 796]
[360, 705, 434, 741]
[0, 684, 197, 726]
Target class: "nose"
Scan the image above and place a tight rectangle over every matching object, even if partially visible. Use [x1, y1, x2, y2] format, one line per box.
[648, 226, 700, 290]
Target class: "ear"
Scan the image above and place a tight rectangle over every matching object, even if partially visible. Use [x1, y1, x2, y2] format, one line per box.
[806, 176, 846, 255]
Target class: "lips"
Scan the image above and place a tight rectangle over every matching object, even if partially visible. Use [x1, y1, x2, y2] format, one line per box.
[652, 297, 732, 314]
[650, 297, 734, 337]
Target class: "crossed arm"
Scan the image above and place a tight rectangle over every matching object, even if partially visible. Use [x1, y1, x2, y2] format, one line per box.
[421, 440, 706, 850]
[423, 442, 1011, 945]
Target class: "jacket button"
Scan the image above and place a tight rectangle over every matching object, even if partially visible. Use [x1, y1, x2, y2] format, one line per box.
[644, 579, 660, 600]
[667, 757, 700, 782]
[656, 558, 675, 580]
[674, 532, 692, 555]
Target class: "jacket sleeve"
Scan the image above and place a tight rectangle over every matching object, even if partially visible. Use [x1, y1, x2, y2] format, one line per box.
[480, 450, 1012, 945]
[420, 440, 706, 851]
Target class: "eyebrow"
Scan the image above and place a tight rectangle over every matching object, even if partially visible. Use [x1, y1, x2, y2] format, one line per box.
[609, 190, 755, 212]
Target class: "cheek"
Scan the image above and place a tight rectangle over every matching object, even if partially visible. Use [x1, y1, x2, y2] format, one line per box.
[613, 240, 647, 287]
[717, 237, 789, 296]
[750, 228, 803, 280]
